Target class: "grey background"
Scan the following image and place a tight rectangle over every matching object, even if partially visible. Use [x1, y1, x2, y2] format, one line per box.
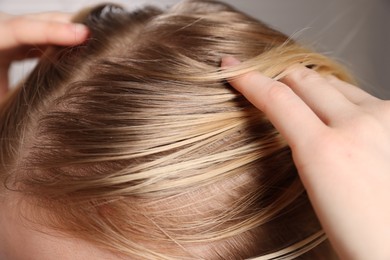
[1, 0, 389, 97]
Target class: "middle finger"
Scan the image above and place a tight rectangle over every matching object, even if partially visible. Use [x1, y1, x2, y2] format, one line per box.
[281, 66, 358, 125]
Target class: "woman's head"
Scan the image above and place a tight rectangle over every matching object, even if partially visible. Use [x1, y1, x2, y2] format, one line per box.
[0, 0, 352, 259]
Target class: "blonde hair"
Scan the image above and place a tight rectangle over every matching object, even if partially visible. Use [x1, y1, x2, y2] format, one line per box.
[0, 0, 353, 259]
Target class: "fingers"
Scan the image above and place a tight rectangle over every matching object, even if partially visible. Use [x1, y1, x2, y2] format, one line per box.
[222, 57, 326, 148]
[25, 12, 73, 23]
[325, 75, 378, 105]
[1, 13, 89, 49]
[10, 18, 89, 47]
[281, 66, 357, 125]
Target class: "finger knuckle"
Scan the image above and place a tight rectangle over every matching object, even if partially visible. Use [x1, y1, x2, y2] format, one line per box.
[7, 16, 22, 28]
[288, 67, 322, 84]
[267, 81, 293, 102]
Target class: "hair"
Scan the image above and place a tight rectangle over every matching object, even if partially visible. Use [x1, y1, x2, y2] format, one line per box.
[0, 0, 354, 259]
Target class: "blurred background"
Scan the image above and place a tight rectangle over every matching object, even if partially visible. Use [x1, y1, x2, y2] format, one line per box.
[1, 0, 389, 97]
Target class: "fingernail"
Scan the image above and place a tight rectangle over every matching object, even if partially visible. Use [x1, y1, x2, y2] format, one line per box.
[221, 56, 241, 68]
[73, 23, 89, 35]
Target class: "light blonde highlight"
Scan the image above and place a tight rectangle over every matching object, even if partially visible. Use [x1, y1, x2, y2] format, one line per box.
[0, 0, 351, 259]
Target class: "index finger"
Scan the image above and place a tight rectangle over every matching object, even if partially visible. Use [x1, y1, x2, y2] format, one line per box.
[8, 18, 89, 48]
[25, 12, 73, 23]
[222, 57, 326, 148]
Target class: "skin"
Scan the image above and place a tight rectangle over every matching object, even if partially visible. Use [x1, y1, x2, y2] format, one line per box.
[0, 11, 89, 99]
[0, 10, 389, 259]
[0, 200, 119, 260]
[0, 11, 99, 260]
[222, 56, 390, 260]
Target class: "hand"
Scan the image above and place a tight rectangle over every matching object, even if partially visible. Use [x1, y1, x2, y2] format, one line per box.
[222, 57, 390, 260]
[0, 12, 89, 99]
